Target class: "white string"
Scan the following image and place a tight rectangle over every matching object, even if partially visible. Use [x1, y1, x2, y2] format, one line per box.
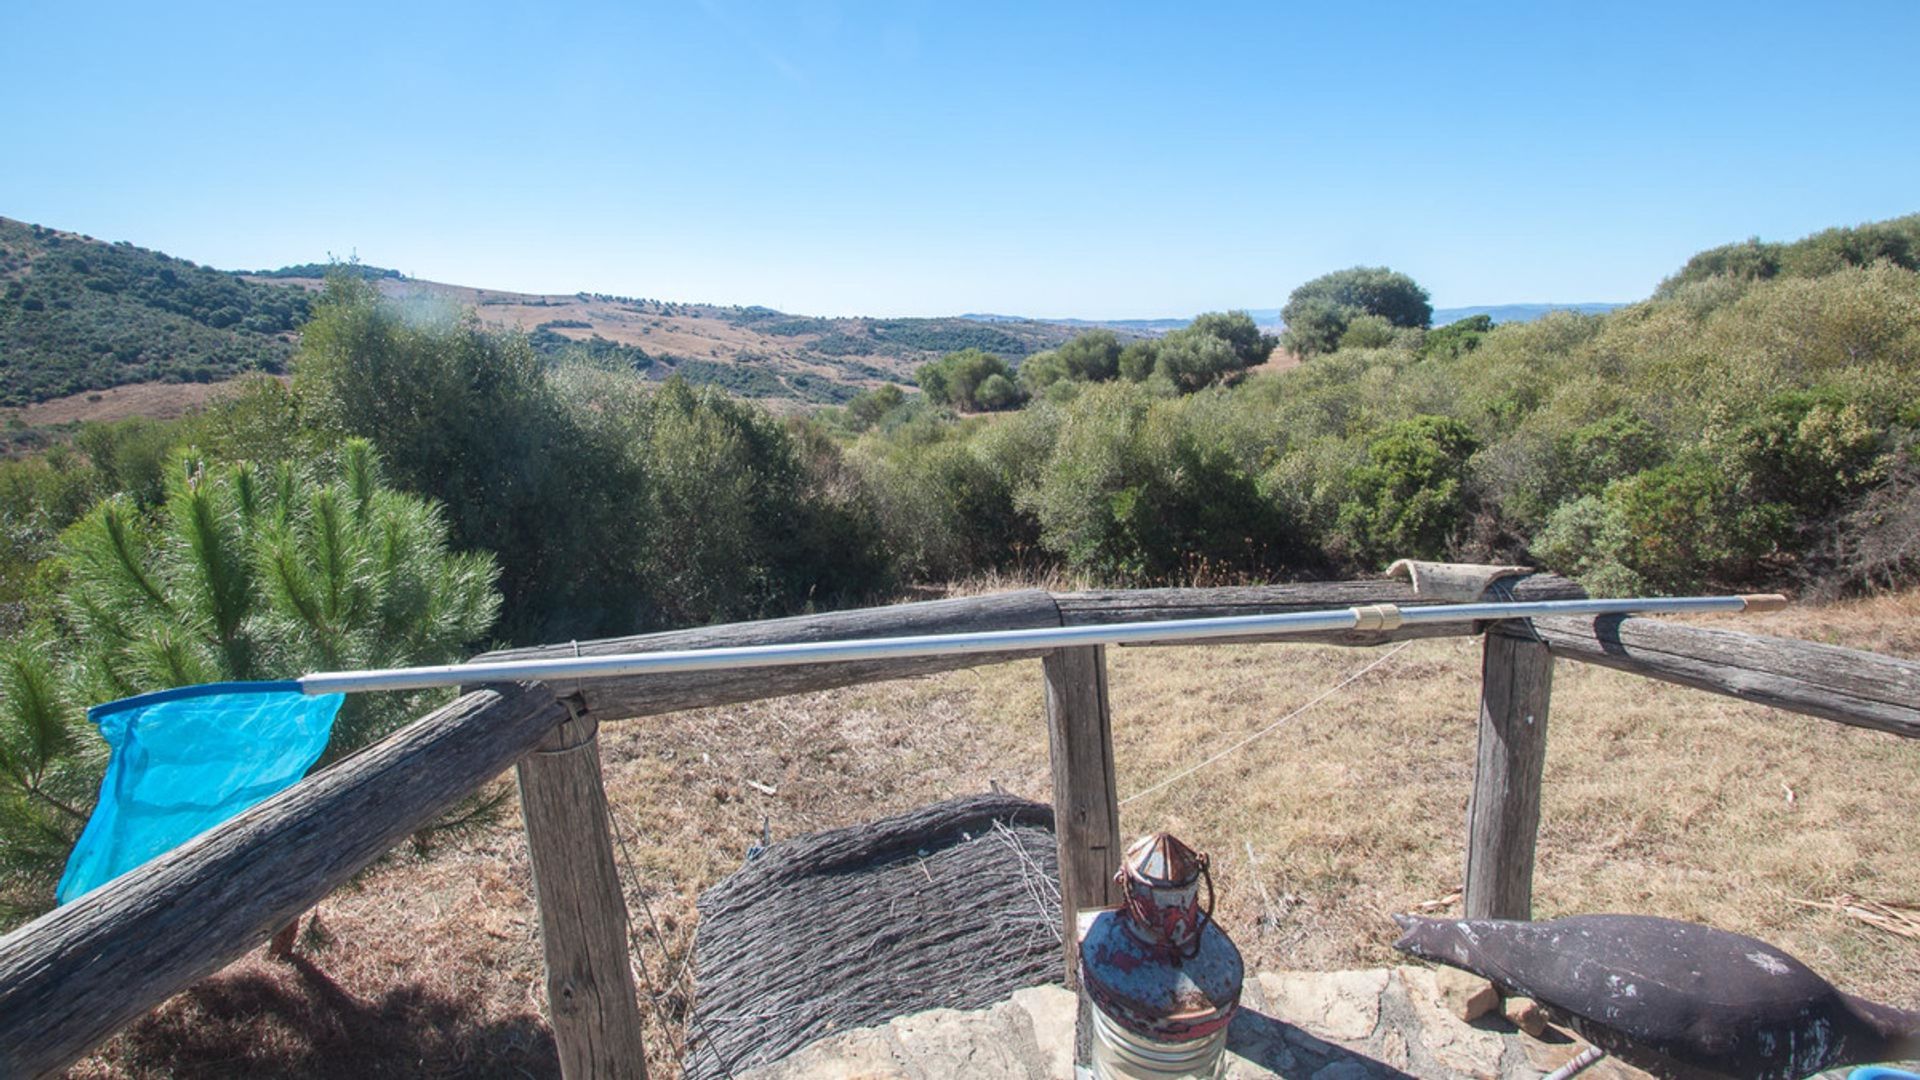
[1118, 640, 1415, 807]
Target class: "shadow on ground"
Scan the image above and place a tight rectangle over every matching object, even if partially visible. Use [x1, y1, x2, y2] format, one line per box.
[1229, 1006, 1420, 1079]
[85, 955, 557, 1079]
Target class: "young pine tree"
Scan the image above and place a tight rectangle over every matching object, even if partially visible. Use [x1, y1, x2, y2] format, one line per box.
[0, 440, 499, 924]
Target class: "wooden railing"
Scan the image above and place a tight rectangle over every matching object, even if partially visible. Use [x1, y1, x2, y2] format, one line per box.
[2, 567, 1917, 1078]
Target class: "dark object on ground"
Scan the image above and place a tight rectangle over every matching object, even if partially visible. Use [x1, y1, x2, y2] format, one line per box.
[686, 793, 1062, 1079]
[1392, 912, 1920, 1079]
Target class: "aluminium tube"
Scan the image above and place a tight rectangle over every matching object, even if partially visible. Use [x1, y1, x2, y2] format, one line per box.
[297, 593, 1786, 696]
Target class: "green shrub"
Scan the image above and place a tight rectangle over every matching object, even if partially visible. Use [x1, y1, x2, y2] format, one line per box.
[295, 276, 648, 641]
[916, 348, 1022, 411]
[0, 442, 499, 923]
[845, 384, 907, 431]
[1281, 267, 1432, 357]
[1338, 314, 1397, 350]
[1602, 456, 1793, 591]
[1715, 390, 1884, 517]
[1418, 314, 1493, 360]
[1021, 384, 1286, 581]
[1531, 495, 1647, 596]
[975, 372, 1021, 411]
[1332, 415, 1478, 568]
[1018, 330, 1124, 392]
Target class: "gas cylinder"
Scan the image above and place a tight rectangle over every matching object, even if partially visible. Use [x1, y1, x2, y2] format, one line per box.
[1080, 833, 1244, 1079]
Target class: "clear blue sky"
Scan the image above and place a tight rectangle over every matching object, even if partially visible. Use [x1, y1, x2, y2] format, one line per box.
[4, 2, 1917, 319]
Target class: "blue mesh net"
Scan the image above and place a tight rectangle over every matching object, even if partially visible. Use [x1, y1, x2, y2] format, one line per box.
[57, 682, 342, 904]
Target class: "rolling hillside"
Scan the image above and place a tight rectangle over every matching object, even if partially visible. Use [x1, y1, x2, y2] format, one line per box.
[0, 214, 1105, 418]
[0, 213, 1633, 420]
[0, 217, 309, 407]
[253, 272, 1096, 406]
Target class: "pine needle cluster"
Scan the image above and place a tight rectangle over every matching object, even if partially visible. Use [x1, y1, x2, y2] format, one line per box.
[0, 439, 499, 924]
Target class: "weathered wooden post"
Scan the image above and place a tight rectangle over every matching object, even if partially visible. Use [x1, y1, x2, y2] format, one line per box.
[1464, 630, 1555, 919]
[1042, 645, 1122, 986]
[517, 702, 650, 1079]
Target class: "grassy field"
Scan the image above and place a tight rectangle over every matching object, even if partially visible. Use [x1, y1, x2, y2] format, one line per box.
[72, 589, 1920, 1078]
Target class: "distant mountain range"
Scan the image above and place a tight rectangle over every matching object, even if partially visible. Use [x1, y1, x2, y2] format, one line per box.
[1430, 303, 1624, 324]
[1, 217, 1113, 413]
[961, 302, 1624, 335]
[1, 212, 1631, 419]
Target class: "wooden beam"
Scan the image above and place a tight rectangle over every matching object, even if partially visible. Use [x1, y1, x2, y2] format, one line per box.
[517, 706, 650, 1079]
[1053, 573, 1585, 624]
[471, 590, 1064, 722]
[1059, 574, 1585, 648]
[1042, 645, 1121, 986]
[0, 683, 567, 1079]
[1492, 615, 1920, 739]
[1464, 631, 1554, 919]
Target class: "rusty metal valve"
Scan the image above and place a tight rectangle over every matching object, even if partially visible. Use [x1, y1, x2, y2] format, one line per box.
[1080, 833, 1244, 1079]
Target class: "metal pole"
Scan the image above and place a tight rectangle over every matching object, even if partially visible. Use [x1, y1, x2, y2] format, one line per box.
[298, 594, 1787, 696]
[1541, 1044, 1608, 1079]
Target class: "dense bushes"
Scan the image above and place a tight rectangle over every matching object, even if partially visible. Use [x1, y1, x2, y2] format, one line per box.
[7, 217, 1920, 676]
[1023, 384, 1287, 581]
[1655, 213, 1920, 297]
[916, 348, 1021, 411]
[936, 312, 1272, 409]
[1019, 330, 1123, 393]
[851, 226, 1920, 595]
[299, 278, 887, 639]
[1132, 312, 1276, 392]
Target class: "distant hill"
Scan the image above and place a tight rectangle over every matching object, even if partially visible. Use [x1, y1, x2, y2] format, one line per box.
[253, 262, 404, 281]
[0, 213, 1634, 416]
[247, 276, 1103, 405]
[963, 303, 1621, 335]
[0, 217, 1111, 412]
[961, 312, 1201, 334]
[1430, 303, 1622, 325]
[0, 217, 310, 407]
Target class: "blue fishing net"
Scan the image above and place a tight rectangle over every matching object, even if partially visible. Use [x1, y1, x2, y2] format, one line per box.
[56, 682, 343, 904]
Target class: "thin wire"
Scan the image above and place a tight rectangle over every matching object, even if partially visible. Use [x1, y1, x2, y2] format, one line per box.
[1119, 640, 1415, 807]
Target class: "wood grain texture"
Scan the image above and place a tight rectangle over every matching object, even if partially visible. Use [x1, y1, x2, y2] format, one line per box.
[0, 683, 567, 1079]
[1062, 574, 1584, 648]
[470, 590, 1063, 722]
[1493, 615, 1920, 739]
[517, 709, 649, 1079]
[1464, 633, 1554, 920]
[1053, 573, 1584, 623]
[1042, 645, 1121, 987]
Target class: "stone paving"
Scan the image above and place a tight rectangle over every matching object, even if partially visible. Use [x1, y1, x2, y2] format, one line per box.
[738, 966, 1658, 1079]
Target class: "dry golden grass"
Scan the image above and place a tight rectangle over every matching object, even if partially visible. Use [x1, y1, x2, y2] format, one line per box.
[74, 590, 1920, 1078]
[3, 379, 254, 428]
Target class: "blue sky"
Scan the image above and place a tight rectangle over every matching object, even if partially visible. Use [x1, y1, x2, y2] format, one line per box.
[3, 2, 1917, 319]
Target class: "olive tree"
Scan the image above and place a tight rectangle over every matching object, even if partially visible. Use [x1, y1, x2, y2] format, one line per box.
[1281, 267, 1432, 357]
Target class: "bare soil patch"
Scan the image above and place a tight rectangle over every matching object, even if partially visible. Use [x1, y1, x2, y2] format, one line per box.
[5, 380, 251, 428]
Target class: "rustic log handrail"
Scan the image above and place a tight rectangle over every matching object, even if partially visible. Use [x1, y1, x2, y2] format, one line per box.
[468, 589, 1065, 721]
[2, 571, 1916, 1078]
[1492, 614, 1920, 739]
